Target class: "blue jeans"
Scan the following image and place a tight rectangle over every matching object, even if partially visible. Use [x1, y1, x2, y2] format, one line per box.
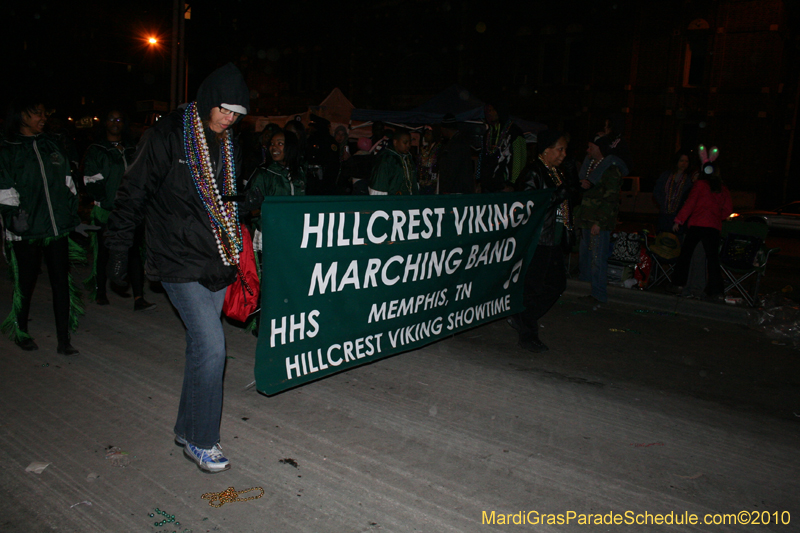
[162, 281, 227, 449]
[578, 228, 611, 303]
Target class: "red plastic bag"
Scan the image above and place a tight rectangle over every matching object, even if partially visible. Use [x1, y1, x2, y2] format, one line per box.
[223, 226, 260, 322]
[633, 248, 652, 288]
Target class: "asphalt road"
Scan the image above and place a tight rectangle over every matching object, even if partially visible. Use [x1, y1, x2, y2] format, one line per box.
[1, 259, 798, 532]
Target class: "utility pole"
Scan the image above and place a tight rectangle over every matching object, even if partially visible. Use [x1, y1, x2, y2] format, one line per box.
[170, 0, 189, 111]
[170, 0, 179, 110]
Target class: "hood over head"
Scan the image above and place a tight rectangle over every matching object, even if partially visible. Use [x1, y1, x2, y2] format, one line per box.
[196, 63, 250, 121]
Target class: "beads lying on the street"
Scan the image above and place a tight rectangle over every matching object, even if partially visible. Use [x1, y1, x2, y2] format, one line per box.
[149, 507, 183, 530]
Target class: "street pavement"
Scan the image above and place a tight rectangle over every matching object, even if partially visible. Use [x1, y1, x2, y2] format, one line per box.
[1, 262, 799, 532]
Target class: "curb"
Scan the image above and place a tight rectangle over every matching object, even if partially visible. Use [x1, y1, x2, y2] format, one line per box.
[564, 279, 751, 325]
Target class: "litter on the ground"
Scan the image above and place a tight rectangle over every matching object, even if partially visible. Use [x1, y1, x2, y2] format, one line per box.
[634, 309, 677, 317]
[69, 501, 92, 509]
[25, 462, 50, 474]
[86, 472, 99, 482]
[631, 442, 665, 447]
[104, 446, 130, 467]
[748, 293, 800, 349]
[675, 473, 703, 479]
[279, 458, 298, 468]
[609, 328, 625, 333]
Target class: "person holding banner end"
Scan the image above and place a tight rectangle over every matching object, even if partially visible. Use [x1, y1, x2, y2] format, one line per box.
[104, 63, 259, 473]
[510, 130, 573, 352]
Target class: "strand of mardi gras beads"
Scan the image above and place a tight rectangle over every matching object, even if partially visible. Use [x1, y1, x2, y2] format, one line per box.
[183, 102, 242, 266]
[201, 486, 265, 507]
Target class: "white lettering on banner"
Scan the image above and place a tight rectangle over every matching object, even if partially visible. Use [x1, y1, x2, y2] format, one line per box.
[452, 201, 534, 235]
[285, 333, 384, 380]
[270, 310, 320, 347]
[464, 238, 516, 270]
[298, 202, 536, 249]
[387, 317, 444, 348]
[368, 289, 449, 323]
[300, 208, 446, 249]
[446, 295, 511, 330]
[308, 247, 471, 296]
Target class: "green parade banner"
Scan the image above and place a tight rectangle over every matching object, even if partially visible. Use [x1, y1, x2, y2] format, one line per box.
[255, 190, 553, 395]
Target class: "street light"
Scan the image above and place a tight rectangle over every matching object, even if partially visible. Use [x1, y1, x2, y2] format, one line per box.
[148, 37, 158, 45]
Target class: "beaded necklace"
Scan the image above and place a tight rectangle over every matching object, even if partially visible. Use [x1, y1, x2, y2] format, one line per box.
[584, 158, 603, 180]
[539, 154, 571, 230]
[665, 171, 687, 214]
[183, 102, 242, 267]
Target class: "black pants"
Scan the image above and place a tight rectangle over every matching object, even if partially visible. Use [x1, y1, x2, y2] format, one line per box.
[515, 244, 567, 338]
[13, 237, 71, 343]
[96, 223, 145, 298]
[672, 226, 723, 295]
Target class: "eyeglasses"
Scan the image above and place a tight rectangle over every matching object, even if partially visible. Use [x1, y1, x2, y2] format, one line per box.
[218, 107, 241, 118]
[107, 118, 123, 123]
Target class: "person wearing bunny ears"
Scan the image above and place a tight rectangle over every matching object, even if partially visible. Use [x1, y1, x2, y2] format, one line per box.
[669, 145, 732, 298]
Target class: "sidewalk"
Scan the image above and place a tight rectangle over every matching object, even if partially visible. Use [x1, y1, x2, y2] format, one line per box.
[565, 279, 751, 324]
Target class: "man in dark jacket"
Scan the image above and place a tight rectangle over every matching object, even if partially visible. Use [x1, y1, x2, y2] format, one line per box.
[574, 135, 623, 304]
[105, 62, 260, 473]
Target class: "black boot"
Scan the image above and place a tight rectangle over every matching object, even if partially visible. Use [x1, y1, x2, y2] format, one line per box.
[16, 336, 38, 351]
[519, 334, 549, 353]
[57, 337, 79, 356]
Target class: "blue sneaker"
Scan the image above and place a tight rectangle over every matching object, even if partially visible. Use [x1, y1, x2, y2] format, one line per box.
[184, 442, 230, 473]
[174, 434, 187, 446]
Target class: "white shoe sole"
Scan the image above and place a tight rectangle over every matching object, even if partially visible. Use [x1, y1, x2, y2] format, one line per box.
[183, 447, 231, 473]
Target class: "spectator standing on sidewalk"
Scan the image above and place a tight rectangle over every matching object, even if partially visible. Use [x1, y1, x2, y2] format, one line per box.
[574, 136, 623, 304]
[669, 150, 732, 299]
[653, 150, 695, 234]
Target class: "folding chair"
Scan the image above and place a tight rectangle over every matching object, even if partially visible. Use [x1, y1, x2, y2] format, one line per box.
[719, 220, 780, 306]
[641, 230, 679, 289]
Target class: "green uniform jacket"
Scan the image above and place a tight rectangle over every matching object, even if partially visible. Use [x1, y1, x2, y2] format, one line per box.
[0, 133, 79, 240]
[573, 165, 622, 231]
[248, 162, 305, 233]
[369, 148, 419, 195]
[249, 162, 306, 198]
[83, 139, 136, 212]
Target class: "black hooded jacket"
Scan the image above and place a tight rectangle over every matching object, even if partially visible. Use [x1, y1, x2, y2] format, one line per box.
[104, 63, 250, 291]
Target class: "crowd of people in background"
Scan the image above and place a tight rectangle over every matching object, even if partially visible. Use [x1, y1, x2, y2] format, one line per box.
[0, 62, 734, 473]
[0, 84, 735, 345]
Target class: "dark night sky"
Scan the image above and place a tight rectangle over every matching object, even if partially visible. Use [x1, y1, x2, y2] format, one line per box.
[2, 0, 638, 120]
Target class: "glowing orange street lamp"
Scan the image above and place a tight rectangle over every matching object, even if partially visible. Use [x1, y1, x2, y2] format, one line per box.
[148, 37, 158, 45]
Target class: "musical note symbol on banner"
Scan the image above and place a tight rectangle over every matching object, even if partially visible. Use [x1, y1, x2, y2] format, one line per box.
[503, 259, 523, 289]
